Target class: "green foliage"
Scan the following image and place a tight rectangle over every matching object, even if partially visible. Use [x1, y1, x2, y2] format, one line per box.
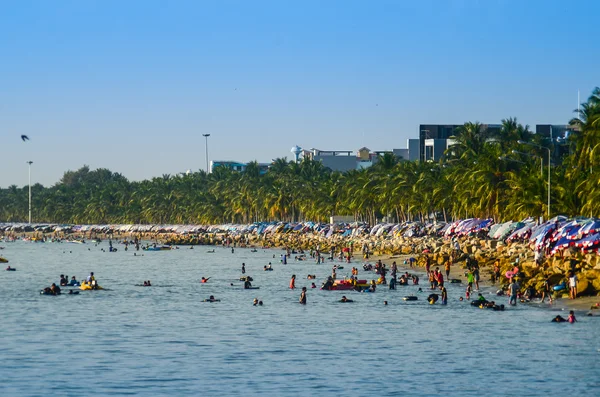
[2, 88, 599, 224]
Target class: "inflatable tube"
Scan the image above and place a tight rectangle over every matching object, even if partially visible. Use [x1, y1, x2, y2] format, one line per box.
[0, 257, 8, 263]
[553, 283, 566, 291]
[80, 284, 104, 291]
[6, 268, 16, 271]
[203, 299, 221, 302]
[403, 296, 418, 301]
[40, 290, 59, 295]
[244, 287, 260, 290]
[450, 279, 462, 284]
[428, 294, 439, 304]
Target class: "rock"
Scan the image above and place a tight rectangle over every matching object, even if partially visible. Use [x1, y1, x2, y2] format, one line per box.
[548, 273, 565, 285]
[577, 277, 590, 297]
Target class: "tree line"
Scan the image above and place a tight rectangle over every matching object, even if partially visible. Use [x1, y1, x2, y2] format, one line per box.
[1, 88, 598, 225]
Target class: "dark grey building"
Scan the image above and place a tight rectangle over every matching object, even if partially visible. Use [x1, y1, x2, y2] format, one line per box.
[535, 124, 569, 140]
[418, 125, 461, 162]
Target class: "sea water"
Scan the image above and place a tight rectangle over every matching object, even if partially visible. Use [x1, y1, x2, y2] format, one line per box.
[1, 241, 599, 396]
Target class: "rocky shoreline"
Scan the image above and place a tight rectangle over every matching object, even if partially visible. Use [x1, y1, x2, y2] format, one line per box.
[169, 231, 600, 301]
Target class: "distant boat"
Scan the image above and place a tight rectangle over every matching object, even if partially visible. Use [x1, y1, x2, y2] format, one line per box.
[143, 246, 172, 251]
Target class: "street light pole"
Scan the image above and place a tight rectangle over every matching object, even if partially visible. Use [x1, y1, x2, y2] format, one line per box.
[511, 150, 543, 178]
[202, 134, 211, 173]
[518, 141, 551, 219]
[27, 161, 33, 224]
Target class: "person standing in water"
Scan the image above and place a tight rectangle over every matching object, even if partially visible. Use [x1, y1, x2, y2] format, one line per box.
[289, 275, 296, 289]
[241, 263, 246, 274]
[508, 278, 518, 306]
[541, 277, 553, 304]
[440, 286, 448, 305]
[299, 287, 307, 304]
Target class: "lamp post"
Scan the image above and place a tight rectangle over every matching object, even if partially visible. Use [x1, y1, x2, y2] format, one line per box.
[511, 150, 543, 177]
[518, 140, 551, 219]
[27, 161, 33, 224]
[202, 134, 211, 173]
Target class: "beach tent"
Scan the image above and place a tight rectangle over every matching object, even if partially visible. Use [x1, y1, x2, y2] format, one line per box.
[577, 219, 600, 237]
[506, 223, 534, 242]
[574, 232, 600, 249]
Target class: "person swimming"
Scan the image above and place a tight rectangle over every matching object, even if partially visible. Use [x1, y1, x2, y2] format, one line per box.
[253, 298, 258, 306]
[552, 315, 567, 323]
[205, 295, 219, 302]
[50, 283, 61, 295]
[368, 280, 376, 292]
[340, 295, 354, 303]
[311, 283, 317, 289]
[201, 277, 210, 283]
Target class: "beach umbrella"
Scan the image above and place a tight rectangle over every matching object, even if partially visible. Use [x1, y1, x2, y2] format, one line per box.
[579, 219, 600, 236]
[574, 232, 600, 248]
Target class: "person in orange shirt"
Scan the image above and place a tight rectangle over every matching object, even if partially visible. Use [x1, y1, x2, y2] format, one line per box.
[289, 274, 296, 289]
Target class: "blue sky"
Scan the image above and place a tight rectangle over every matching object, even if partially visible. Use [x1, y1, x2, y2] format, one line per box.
[1, 0, 598, 187]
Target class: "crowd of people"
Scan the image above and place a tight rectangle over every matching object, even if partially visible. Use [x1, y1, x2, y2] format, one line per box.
[26, 240, 587, 324]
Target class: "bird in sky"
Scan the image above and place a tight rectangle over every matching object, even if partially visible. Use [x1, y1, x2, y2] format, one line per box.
[21, 135, 29, 141]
